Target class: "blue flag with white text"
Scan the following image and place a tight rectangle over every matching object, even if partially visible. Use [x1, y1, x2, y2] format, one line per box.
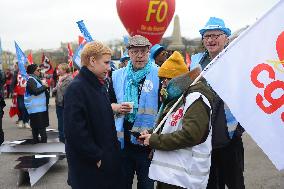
[15, 42, 28, 79]
[73, 43, 84, 69]
[74, 20, 94, 69]
[76, 20, 93, 42]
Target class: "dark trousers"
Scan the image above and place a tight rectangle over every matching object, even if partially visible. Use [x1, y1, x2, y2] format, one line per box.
[32, 128, 47, 143]
[122, 145, 154, 189]
[207, 137, 245, 189]
[17, 95, 29, 123]
[56, 105, 65, 142]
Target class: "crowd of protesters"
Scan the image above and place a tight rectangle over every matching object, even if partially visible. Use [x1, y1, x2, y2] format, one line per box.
[0, 59, 76, 145]
[0, 16, 245, 189]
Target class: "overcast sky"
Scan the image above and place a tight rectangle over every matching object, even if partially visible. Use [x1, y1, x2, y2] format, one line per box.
[0, 0, 280, 52]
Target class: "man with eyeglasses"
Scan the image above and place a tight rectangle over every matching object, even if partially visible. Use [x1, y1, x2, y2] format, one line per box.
[109, 35, 159, 189]
[190, 17, 245, 189]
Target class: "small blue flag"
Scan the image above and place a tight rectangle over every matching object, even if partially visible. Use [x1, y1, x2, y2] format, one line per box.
[76, 20, 93, 42]
[73, 43, 84, 69]
[123, 35, 129, 46]
[14, 41, 28, 79]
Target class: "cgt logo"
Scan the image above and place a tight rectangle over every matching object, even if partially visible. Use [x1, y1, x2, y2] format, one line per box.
[250, 31, 284, 122]
[170, 108, 183, 126]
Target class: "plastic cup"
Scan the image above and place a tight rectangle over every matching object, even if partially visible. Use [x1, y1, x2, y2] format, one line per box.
[123, 102, 134, 113]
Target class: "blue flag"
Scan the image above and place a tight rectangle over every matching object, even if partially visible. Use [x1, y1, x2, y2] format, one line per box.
[76, 20, 93, 42]
[73, 43, 84, 69]
[14, 41, 28, 79]
[123, 35, 129, 46]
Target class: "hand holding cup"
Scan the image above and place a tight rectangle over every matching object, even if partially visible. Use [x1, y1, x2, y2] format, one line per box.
[120, 102, 134, 114]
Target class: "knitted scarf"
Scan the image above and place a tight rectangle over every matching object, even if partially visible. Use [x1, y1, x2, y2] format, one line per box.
[124, 59, 152, 122]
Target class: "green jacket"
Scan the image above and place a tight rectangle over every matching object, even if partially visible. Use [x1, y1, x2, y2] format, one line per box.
[150, 80, 215, 189]
[150, 80, 215, 151]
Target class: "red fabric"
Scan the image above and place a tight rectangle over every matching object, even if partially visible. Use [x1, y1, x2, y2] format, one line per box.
[5, 79, 12, 85]
[72, 70, 79, 78]
[78, 36, 85, 45]
[9, 93, 19, 118]
[46, 78, 52, 87]
[27, 52, 33, 64]
[68, 60, 73, 68]
[41, 53, 54, 75]
[67, 43, 74, 56]
[186, 52, 191, 68]
[67, 43, 74, 68]
[14, 74, 26, 95]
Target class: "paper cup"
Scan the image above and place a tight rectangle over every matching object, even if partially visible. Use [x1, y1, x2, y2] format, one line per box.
[123, 102, 134, 113]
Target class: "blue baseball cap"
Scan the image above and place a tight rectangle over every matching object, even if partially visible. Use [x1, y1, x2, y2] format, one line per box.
[199, 17, 231, 36]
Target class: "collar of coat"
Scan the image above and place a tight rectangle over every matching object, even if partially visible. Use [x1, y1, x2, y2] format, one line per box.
[79, 66, 103, 88]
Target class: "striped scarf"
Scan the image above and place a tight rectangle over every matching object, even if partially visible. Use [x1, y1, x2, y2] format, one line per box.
[124, 59, 152, 122]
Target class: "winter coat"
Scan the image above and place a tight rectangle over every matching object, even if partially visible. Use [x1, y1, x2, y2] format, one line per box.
[150, 74, 215, 189]
[150, 80, 215, 151]
[54, 74, 72, 107]
[64, 66, 123, 189]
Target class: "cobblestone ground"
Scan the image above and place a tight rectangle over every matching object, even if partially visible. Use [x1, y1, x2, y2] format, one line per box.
[0, 98, 283, 188]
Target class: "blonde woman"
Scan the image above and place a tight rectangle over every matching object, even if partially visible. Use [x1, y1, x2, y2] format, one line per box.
[52, 63, 73, 143]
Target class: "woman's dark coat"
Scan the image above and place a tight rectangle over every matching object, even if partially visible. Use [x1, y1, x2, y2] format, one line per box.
[64, 67, 123, 189]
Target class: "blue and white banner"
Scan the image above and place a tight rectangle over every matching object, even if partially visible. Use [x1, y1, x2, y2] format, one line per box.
[76, 20, 93, 42]
[14, 41, 28, 79]
[73, 43, 84, 69]
[74, 20, 94, 69]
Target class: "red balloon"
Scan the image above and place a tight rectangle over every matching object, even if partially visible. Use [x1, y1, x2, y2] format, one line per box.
[117, 0, 175, 45]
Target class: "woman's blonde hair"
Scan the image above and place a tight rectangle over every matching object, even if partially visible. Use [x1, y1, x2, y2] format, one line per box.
[81, 41, 112, 66]
[58, 63, 70, 73]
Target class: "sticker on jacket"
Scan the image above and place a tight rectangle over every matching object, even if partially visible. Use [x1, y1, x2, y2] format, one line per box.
[170, 107, 184, 126]
[142, 80, 154, 92]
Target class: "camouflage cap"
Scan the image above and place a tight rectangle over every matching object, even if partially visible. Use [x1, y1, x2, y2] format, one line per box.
[126, 35, 152, 49]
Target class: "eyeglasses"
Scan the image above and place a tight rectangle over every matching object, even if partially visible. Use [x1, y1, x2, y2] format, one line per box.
[129, 48, 149, 56]
[203, 33, 225, 40]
